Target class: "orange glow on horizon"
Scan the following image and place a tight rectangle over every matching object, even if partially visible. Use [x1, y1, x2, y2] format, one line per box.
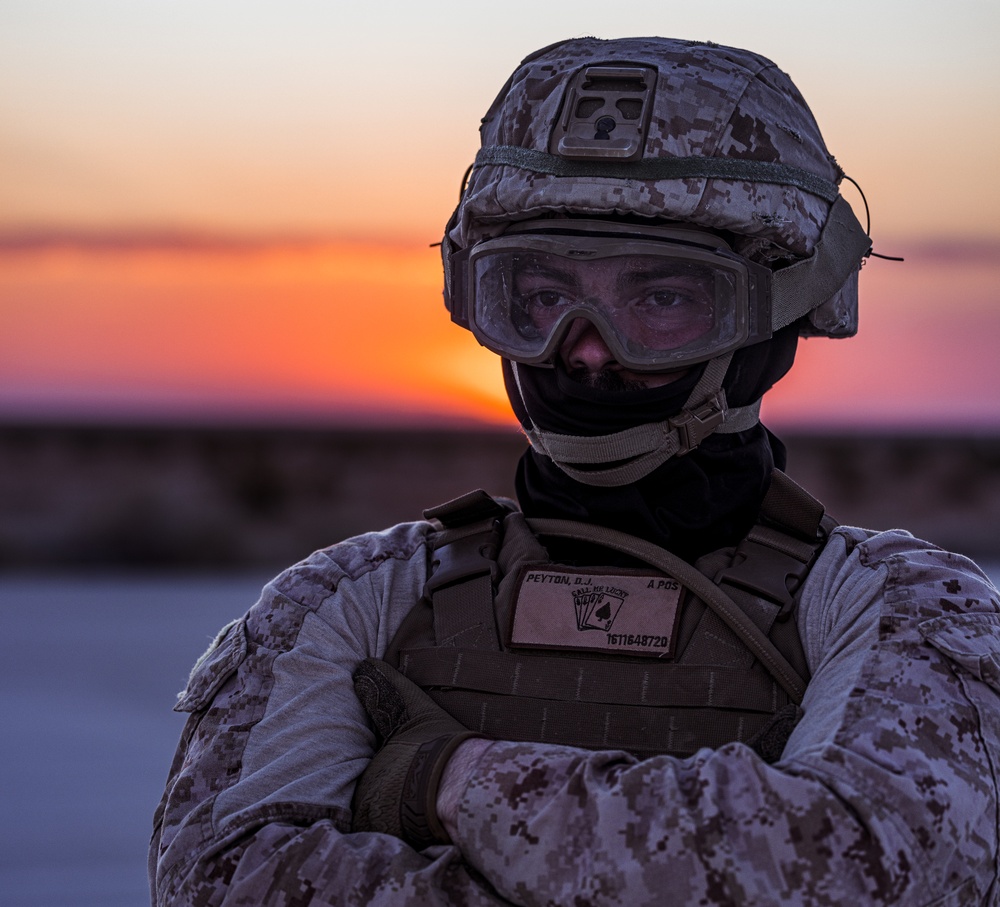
[0, 241, 515, 425]
[1, 238, 998, 429]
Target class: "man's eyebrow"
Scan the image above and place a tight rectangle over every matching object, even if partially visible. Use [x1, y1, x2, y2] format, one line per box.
[616, 263, 709, 287]
[513, 260, 579, 284]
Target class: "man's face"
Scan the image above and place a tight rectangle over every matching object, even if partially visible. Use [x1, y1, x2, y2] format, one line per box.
[512, 253, 716, 390]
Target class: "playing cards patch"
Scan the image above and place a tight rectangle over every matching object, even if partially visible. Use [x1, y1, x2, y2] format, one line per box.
[509, 566, 683, 658]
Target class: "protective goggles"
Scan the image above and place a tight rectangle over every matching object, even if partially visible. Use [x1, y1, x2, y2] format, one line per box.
[450, 220, 773, 371]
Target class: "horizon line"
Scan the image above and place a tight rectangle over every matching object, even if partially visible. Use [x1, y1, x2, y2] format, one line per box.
[0, 226, 440, 254]
[1, 417, 998, 440]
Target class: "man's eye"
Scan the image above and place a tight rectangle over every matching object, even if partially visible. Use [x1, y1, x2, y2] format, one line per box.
[635, 279, 714, 309]
[640, 289, 699, 309]
[648, 290, 686, 308]
[526, 290, 568, 309]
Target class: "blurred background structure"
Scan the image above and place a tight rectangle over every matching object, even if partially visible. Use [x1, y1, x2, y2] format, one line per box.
[1, 2, 999, 905]
[1, 424, 1000, 569]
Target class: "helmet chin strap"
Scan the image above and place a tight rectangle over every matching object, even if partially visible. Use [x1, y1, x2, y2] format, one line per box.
[513, 354, 762, 487]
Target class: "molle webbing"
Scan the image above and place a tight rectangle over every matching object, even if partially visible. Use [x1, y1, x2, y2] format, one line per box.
[396, 648, 781, 753]
[387, 474, 831, 759]
[397, 679, 779, 756]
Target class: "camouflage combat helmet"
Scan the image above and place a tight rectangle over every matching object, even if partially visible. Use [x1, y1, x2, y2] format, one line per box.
[443, 37, 872, 486]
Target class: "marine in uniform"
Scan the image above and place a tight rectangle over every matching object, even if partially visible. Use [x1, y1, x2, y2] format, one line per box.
[150, 37, 1000, 906]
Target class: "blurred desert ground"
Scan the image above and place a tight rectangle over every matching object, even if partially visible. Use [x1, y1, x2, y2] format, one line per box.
[2, 423, 1000, 906]
[1, 423, 999, 566]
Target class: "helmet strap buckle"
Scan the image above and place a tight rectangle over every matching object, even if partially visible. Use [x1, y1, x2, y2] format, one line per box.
[669, 390, 727, 455]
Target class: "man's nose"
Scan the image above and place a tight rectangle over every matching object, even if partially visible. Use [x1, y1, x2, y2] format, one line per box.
[559, 318, 619, 374]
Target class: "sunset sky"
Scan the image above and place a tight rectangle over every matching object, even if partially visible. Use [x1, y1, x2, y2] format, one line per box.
[2, 0, 999, 429]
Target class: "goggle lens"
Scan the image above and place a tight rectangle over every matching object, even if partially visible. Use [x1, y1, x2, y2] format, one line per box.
[461, 229, 770, 370]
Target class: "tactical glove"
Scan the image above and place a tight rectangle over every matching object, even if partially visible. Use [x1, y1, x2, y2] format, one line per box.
[351, 658, 479, 847]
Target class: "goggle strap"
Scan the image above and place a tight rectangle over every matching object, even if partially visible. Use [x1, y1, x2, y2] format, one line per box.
[771, 196, 872, 331]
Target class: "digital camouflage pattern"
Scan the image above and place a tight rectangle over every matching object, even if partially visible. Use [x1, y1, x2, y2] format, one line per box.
[447, 38, 843, 267]
[150, 521, 525, 905]
[150, 522, 1000, 905]
[452, 529, 1000, 905]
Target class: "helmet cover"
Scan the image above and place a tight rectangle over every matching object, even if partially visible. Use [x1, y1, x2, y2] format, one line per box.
[445, 37, 849, 295]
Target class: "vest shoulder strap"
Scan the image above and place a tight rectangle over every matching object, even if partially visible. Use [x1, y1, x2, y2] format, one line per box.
[383, 490, 511, 665]
[423, 490, 513, 650]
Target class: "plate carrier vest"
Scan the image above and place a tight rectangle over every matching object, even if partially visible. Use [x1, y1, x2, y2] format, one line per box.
[385, 470, 836, 762]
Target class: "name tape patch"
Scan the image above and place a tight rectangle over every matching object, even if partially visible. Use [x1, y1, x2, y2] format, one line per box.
[510, 565, 683, 658]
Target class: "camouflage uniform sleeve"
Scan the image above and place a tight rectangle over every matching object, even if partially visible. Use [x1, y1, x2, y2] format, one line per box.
[449, 528, 1000, 906]
[149, 521, 515, 906]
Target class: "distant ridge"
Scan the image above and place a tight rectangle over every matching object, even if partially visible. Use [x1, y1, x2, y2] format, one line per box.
[1, 423, 999, 567]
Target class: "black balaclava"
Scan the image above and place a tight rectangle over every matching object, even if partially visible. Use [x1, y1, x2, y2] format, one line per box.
[506, 324, 800, 562]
